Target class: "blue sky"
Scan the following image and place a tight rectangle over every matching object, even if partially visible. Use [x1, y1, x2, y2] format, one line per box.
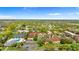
[0, 7, 79, 19]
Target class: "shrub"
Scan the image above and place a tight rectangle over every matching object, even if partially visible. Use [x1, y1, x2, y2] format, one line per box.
[58, 44, 72, 51]
[33, 35, 38, 41]
[44, 43, 56, 51]
[60, 37, 73, 44]
[10, 43, 17, 47]
[37, 39, 45, 47]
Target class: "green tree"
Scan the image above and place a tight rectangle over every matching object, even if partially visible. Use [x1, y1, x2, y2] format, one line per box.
[37, 34, 46, 47]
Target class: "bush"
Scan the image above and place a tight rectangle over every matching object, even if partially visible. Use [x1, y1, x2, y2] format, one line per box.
[0, 43, 3, 47]
[10, 43, 17, 47]
[16, 43, 23, 48]
[37, 39, 45, 47]
[60, 37, 73, 44]
[33, 35, 38, 41]
[58, 44, 72, 51]
[44, 43, 56, 51]
[70, 43, 79, 51]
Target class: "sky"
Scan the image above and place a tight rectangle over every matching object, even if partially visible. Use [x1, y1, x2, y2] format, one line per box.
[0, 7, 79, 19]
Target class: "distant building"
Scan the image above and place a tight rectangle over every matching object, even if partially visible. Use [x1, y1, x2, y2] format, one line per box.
[17, 30, 29, 33]
[17, 25, 29, 33]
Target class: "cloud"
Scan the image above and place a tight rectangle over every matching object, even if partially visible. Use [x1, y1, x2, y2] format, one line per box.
[68, 12, 79, 15]
[0, 15, 16, 19]
[76, 12, 79, 15]
[67, 13, 74, 15]
[48, 13, 61, 16]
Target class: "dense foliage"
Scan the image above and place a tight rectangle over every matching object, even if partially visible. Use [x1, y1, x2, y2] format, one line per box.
[0, 20, 79, 51]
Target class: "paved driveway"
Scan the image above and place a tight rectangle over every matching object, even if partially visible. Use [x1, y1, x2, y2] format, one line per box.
[22, 40, 38, 51]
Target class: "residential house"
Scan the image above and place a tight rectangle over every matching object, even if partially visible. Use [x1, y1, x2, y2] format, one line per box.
[17, 30, 29, 33]
[64, 31, 79, 43]
[17, 26, 29, 33]
[64, 31, 76, 38]
[46, 36, 61, 43]
[27, 32, 46, 41]
[73, 35, 79, 43]
[27, 32, 40, 40]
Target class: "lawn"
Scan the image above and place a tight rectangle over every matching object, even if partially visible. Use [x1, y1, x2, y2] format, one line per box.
[1, 47, 24, 51]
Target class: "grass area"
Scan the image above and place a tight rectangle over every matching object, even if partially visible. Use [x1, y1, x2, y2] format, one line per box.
[0, 47, 24, 51]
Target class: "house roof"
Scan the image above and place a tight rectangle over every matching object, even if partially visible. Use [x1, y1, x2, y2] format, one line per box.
[48, 36, 61, 42]
[64, 31, 76, 36]
[14, 33, 26, 38]
[28, 32, 40, 38]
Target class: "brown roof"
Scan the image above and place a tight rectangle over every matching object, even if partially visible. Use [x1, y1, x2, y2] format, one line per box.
[28, 32, 41, 38]
[47, 36, 61, 42]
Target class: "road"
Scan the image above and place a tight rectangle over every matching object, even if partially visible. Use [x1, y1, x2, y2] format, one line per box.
[22, 40, 38, 51]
